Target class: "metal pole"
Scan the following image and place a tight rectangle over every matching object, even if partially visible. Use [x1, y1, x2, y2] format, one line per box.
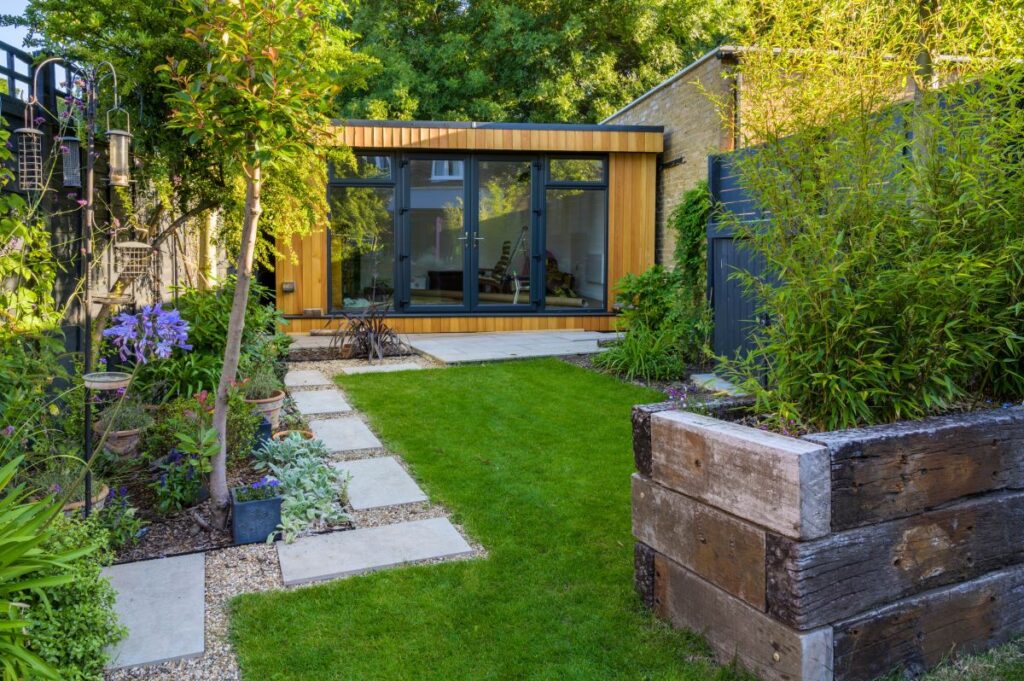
[83, 72, 95, 517]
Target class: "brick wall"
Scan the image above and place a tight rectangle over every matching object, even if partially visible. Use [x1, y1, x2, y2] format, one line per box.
[605, 51, 738, 265]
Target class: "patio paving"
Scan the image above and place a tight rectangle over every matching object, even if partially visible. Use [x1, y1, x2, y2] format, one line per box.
[284, 369, 334, 390]
[276, 517, 474, 586]
[292, 388, 352, 415]
[406, 330, 618, 364]
[102, 554, 205, 669]
[310, 416, 383, 451]
[336, 456, 428, 510]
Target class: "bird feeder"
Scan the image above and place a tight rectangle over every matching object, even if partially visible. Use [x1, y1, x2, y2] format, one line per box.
[60, 135, 82, 188]
[15, 123, 44, 192]
[106, 102, 132, 188]
[114, 241, 154, 282]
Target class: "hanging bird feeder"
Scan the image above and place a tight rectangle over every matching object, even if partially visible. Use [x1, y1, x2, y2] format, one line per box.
[106, 104, 132, 187]
[60, 135, 82, 188]
[15, 100, 44, 192]
[114, 241, 154, 282]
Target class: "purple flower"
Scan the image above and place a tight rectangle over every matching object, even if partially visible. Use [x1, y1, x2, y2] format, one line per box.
[76, 199, 88, 207]
[119, 485, 128, 496]
[116, 386, 127, 397]
[103, 303, 192, 364]
[33, 115, 45, 125]
[2, 425, 13, 437]
[52, 483, 62, 493]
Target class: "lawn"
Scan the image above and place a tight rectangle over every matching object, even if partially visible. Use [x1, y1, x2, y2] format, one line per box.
[229, 358, 748, 680]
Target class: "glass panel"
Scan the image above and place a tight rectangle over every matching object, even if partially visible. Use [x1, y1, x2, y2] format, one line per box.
[544, 188, 607, 310]
[409, 159, 465, 306]
[549, 158, 604, 184]
[328, 186, 395, 310]
[477, 160, 532, 306]
[334, 153, 392, 181]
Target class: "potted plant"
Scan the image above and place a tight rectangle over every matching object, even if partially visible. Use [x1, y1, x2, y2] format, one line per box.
[34, 464, 110, 516]
[94, 399, 154, 457]
[231, 475, 283, 544]
[272, 429, 313, 441]
[238, 364, 285, 430]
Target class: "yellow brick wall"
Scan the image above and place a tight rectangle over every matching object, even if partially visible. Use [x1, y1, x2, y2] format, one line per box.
[605, 53, 738, 265]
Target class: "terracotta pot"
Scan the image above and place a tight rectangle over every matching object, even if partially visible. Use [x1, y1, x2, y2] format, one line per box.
[93, 423, 143, 458]
[272, 429, 314, 441]
[62, 484, 109, 516]
[244, 389, 286, 430]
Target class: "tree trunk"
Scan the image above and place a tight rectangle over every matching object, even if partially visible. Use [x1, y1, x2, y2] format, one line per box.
[198, 209, 218, 291]
[210, 162, 262, 529]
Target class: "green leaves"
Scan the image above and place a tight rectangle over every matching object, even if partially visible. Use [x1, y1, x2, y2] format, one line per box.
[718, 2, 1024, 431]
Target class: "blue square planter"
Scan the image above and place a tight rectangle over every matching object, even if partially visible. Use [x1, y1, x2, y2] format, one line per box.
[231, 487, 283, 545]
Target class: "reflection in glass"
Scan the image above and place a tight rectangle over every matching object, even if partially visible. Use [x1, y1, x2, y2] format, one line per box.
[477, 160, 532, 306]
[549, 158, 604, 184]
[408, 159, 465, 306]
[334, 154, 392, 181]
[544, 188, 607, 309]
[329, 186, 395, 310]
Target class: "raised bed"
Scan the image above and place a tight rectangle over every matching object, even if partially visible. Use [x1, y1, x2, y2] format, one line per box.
[631, 402, 1024, 681]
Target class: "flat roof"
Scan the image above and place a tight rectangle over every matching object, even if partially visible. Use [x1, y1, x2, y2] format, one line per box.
[336, 119, 664, 134]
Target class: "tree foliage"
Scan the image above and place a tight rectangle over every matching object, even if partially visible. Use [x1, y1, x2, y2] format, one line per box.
[158, 0, 369, 524]
[720, 0, 1024, 431]
[339, 0, 744, 123]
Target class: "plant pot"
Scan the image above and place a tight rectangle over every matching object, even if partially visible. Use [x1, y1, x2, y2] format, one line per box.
[244, 389, 286, 430]
[61, 483, 109, 516]
[231, 487, 283, 545]
[272, 430, 314, 441]
[93, 423, 143, 457]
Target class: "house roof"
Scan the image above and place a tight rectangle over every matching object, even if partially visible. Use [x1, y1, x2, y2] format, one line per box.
[600, 45, 741, 124]
[336, 119, 664, 134]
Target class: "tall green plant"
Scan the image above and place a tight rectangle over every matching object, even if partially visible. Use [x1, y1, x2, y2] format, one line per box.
[158, 0, 370, 526]
[0, 457, 89, 681]
[718, 0, 1024, 431]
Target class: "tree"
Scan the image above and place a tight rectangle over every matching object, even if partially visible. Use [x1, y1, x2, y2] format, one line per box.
[338, 0, 744, 123]
[159, 0, 371, 526]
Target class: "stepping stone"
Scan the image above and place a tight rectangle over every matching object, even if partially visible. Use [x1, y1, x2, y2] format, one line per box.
[310, 416, 382, 451]
[277, 517, 474, 586]
[102, 554, 205, 669]
[342, 362, 425, 375]
[690, 373, 747, 397]
[336, 456, 427, 510]
[292, 388, 351, 416]
[284, 369, 333, 389]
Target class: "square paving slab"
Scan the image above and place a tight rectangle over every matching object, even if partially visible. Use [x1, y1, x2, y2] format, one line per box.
[277, 517, 474, 586]
[102, 554, 205, 669]
[284, 369, 333, 389]
[342, 362, 425, 375]
[336, 456, 428, 510]
[310, 416, 382, 451]
[292, 388, 351, 415]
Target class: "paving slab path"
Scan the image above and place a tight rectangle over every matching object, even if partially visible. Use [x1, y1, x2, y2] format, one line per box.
[276, 517, 474, 586]
[342, 362, 425, 375]
[337, 456, 428, 510]
[310, 416, 383, 451]
[292, 388, 352, 416]
[284, 369, 334, 390]
[103, 554, 206, 669]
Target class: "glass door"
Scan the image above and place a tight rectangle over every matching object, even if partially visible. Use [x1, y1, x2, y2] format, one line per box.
[402, 156, 470, 310]
[472, 158, 536, 309]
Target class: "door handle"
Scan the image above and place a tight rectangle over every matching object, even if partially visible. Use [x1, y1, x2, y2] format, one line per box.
[457, 232, 469, 242]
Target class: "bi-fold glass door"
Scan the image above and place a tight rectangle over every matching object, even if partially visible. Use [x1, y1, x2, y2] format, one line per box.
[400, 154, 540, 312]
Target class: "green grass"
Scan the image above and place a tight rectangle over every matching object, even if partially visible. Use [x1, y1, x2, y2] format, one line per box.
[230, 359, 748, 680]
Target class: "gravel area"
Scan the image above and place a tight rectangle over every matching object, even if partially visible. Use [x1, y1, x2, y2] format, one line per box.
[287, 355, 442, 385]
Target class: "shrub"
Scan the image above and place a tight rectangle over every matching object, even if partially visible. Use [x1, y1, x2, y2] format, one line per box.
[20, 512, 125, 681]
[719, 6, 1024, 431]
[141, 391, 259, 462]
[96, 487, 146, 549]
[151, 427, 217, 515]
[173, 278, 285, 356]
[0, 456, 86, 681]
[596, 183, 713, 381]
[253, 435, 349, 542]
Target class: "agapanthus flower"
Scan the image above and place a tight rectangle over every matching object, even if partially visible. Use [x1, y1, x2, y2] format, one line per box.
[103, 303, 191, 364]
